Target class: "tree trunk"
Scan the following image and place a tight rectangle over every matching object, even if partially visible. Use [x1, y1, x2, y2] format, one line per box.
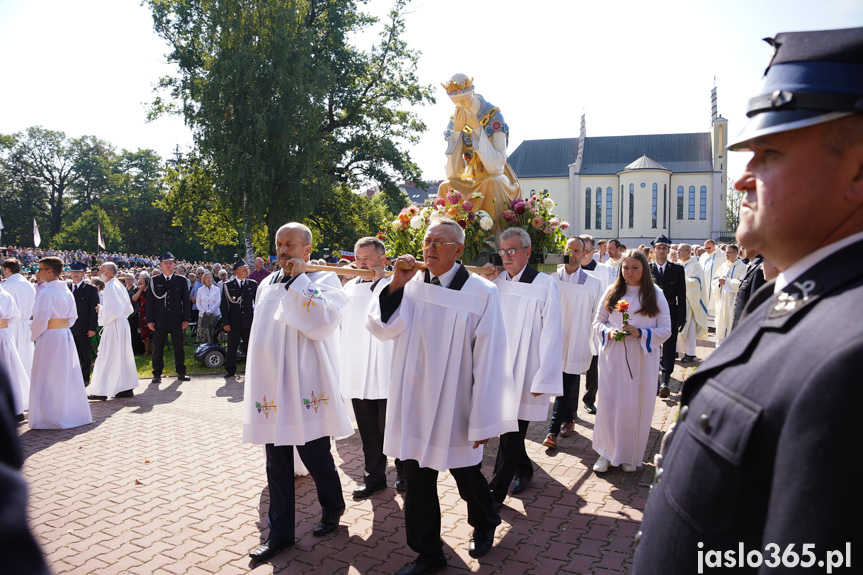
[243, 190, 254, 264]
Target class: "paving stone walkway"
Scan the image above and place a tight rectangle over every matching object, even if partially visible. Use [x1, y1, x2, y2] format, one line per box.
[18, 338, 714, 574]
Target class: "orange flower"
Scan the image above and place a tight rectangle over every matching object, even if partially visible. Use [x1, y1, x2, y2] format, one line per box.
[398, 212, 411, 224]
[616, 300, 630, 313]
[447, 206, 459, 216]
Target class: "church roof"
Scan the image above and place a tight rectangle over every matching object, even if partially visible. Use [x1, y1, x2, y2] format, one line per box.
[508, 132, 714, 178]
[621, 155, 669, 172]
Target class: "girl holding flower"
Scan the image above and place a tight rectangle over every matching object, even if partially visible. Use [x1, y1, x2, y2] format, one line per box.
[591, 249, 671, 473]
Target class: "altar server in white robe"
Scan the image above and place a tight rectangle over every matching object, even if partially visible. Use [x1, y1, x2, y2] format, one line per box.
[367, 219, 517, 575]
[675, 244, 708, 361]
[574, 235, 609, 417]
[592, 249, 670, 473]
[482, 227, 562, 505]
[88, 263, 138, 400]
[339, 236, 404, 498]
[0, 285, 30, 416]
[28, 257, 92, 430]
[711, 244, 747, 344]
[2, 258, 35, 405]
[699, 239, 721, 317]
[243, 223, 353, 564]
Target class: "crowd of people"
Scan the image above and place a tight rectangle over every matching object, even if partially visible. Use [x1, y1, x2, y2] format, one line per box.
[2, 25, 861, 575]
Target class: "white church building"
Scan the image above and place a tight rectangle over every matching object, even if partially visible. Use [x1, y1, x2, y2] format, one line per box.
[507, 91, 728, 246]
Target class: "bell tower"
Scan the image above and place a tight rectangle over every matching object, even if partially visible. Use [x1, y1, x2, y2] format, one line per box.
[710, 84, 728, 234]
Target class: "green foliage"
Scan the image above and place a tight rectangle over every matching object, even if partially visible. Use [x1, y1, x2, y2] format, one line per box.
[726, 181, 743, 234]
[52, 206, 124, 252]
[304, 187, 394, 256]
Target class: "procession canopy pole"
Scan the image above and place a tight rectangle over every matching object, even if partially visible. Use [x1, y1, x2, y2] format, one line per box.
[297, 262, 495, 278]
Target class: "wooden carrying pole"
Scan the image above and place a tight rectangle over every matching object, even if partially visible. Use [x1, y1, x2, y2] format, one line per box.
[299, 262, 494, 278]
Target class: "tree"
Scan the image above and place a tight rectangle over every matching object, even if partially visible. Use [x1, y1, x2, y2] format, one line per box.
[146, 0, 434, 256]
[304, 188, 394, 256]
[52, 206, 124, 252]
[726, 180, 743, 234]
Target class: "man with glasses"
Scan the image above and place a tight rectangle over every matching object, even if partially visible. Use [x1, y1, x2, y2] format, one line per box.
[368, 218, 517, 575]
[483, 227, 561, 503]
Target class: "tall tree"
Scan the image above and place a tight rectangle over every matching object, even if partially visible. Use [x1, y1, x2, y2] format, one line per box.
[146, 0, 434, 256]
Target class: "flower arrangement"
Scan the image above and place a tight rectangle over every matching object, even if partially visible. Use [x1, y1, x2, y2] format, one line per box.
[613, 300, 631, 340]
[378, 190, 496, 263]
[498, 189, 570, 257]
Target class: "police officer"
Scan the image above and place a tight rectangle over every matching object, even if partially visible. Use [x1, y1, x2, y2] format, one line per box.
[68, 262, 99, 385]
[145, 252, 191, 383]
[648, 235, 686, 398]
[633, 27, 863, 574]
[220, 260, 257, 378]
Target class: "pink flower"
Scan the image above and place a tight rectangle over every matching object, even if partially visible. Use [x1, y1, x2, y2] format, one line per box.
[433, 197, 446, 208]
[543, 227, 553, 234]
[514, 200, 527, 215]
[447, 190, 463, 205]
[549, 217, 560, 227]
[462, 200, 474, 212]
[531, 217, 545, 230]
[467, 211, 476, 221]
[560, 221, 570, 230]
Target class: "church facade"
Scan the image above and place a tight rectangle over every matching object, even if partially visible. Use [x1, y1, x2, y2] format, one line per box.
[507, 94, 728, 246]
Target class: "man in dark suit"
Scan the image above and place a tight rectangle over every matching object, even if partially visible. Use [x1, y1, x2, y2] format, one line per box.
[633, 27, 863, 574]
[731, 253, 765, 329]
[68, 262, 100, 385]
[220, 260, 257, 378]
[145, 252, 191, 384]
[648, 235, 686, 397]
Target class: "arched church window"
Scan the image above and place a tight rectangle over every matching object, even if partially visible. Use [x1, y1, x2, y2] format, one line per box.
[677, 186, 684, 220]
[585, 188, 591, 229]
[606, 188, 613, 229]
[700, 186, 707, 220]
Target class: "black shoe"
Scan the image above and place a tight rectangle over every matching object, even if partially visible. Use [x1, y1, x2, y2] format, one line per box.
[468, 528, 495, 558]
[584, 403, 597, 415]
[352, 482, 387, 499]
[87, 395, 108, 401]
[510, 475, 532, 495]
[249, 538, 294, 562]
[177, 374, 191, 381]
[394, 559, 446, 575]
[223, 371, 235, 378]
[681, 354, 697, 363]
[15, 413, 25, 423]
[312, 507, 345, 537]
[151, 376, 161, 384]
[115, 390, 134, 398]
[395, 475, 407, 492]
[658, 384, 670, 398]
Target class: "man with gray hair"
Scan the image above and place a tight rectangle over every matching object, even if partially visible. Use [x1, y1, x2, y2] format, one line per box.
[483, 227, 562, 504]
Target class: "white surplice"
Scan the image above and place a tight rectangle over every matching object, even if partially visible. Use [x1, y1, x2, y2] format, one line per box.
[711, 258, 746, 343]
[2, 274, 35, 403]
[0, 287, 30, 414]
[493, 270, 562, 422]
[592, 285, 671, 468]
[677, 256, 709, 355]
[556, 266, 603, 374]
[366, 271, 518, 471]
[28, 280, 93, 429]
[89, 278, 139, 398]
[339, 277, 392, 400]
[243, 271, 353, 446]
[699, 251, 722, 315]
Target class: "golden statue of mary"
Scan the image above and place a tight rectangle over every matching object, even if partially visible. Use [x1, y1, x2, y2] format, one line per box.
[437, 74, 522, 220]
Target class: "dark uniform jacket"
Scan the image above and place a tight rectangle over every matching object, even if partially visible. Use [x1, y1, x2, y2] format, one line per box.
[69, 282, 99, 336]
[649, 261, 687, 328]
[632, 239, 863, 574]
[732, 255, 766, 328]
[144, 274, 191, 330]
[219, 278, 257, 330]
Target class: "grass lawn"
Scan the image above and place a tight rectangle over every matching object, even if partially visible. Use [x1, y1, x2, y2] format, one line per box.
[134, 333, 243, 377]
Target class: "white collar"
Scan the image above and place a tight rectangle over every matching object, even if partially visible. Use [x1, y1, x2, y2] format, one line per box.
[430, 264, 459, 288]
[775, 230, 863, 293]
[559, 265, 582, 281]
[505, 264, 527, 282]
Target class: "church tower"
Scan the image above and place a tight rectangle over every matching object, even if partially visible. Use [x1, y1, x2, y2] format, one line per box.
[710, 85, 728, 235]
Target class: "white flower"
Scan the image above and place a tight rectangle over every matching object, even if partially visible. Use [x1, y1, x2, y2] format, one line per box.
[420, 207, 432, 219]
[410, 215, 423, 230]
[479, 216, 494, 231]
[391, 220, 402, 232]
[471, 192, 484, 199]
[542, 197, 556, 210]
[476, 210, 490, 219]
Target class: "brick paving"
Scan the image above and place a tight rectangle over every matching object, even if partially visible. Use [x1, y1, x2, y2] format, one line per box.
[17, 337, 715, 574]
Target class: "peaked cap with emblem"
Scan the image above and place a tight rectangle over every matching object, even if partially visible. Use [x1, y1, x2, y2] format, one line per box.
[159, 252, 175, 262]
[730, 26, 863, 150]
[651, 235, 672, 247]
[233, 259, 248, 271]
[69, 262, 87, 271]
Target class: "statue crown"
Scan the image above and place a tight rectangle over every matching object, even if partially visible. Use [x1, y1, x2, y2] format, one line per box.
[441, 76, 474, 95]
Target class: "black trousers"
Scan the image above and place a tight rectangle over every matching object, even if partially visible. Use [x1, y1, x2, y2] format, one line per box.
[72, 334, 92, 384]
[660, 320, 680, 375]
[151, 327, 186, 377]
[489, 419, 533, 503]
[265, 437, 345, 544]
[402, 459, 500, 567]
[351, 398, 403, 485]
[549, 372, 578, 435]
[580, 355, 599, 406]
[225, 326, 251, 374]
[190, 310, 199, 336]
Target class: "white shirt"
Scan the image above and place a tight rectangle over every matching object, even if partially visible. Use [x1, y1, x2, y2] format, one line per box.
[775, 230, 863, 293]
[429, 264, 459, 288]
[558, 266, 586, 284]
[196, 284, 221, 315]
[504, 265, 527, 282]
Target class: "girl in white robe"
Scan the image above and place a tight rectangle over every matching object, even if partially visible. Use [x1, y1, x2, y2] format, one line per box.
[0, 287, 31, 414]
[592, 250, 671, 472]
[89, 277, 139, 398]
[2, 273, 36, 405]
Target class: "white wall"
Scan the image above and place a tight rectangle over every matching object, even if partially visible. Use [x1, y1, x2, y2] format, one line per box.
[668, 173, 714, 242]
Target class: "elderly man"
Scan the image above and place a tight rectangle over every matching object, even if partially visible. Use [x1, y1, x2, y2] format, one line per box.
[339, 237, 404, 497]
[710, 244, 746, 345]
[1, 258, 35, 404]
[482, 228, 561, 503]
[249, 257, 271, 284]
[367, 218, 517, 575]
[87, 263, 138, 401]
[243, 223, 352, 563]
[29, 257, 92, 429]
[634, 27, 863, 574]
[68, 262, 99, 385]
[698, 238, 721, 320]
[675, 243, 707, 363]
[220, 260, 257, 378]
[145, 253, 191, 384]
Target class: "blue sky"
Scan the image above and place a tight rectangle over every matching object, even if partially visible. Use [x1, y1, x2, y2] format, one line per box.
[1, 0, 861, 187]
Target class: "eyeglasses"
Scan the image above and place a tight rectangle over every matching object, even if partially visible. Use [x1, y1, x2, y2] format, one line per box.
[498, 247, 526, 257]
[422, 240, 460, 250]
